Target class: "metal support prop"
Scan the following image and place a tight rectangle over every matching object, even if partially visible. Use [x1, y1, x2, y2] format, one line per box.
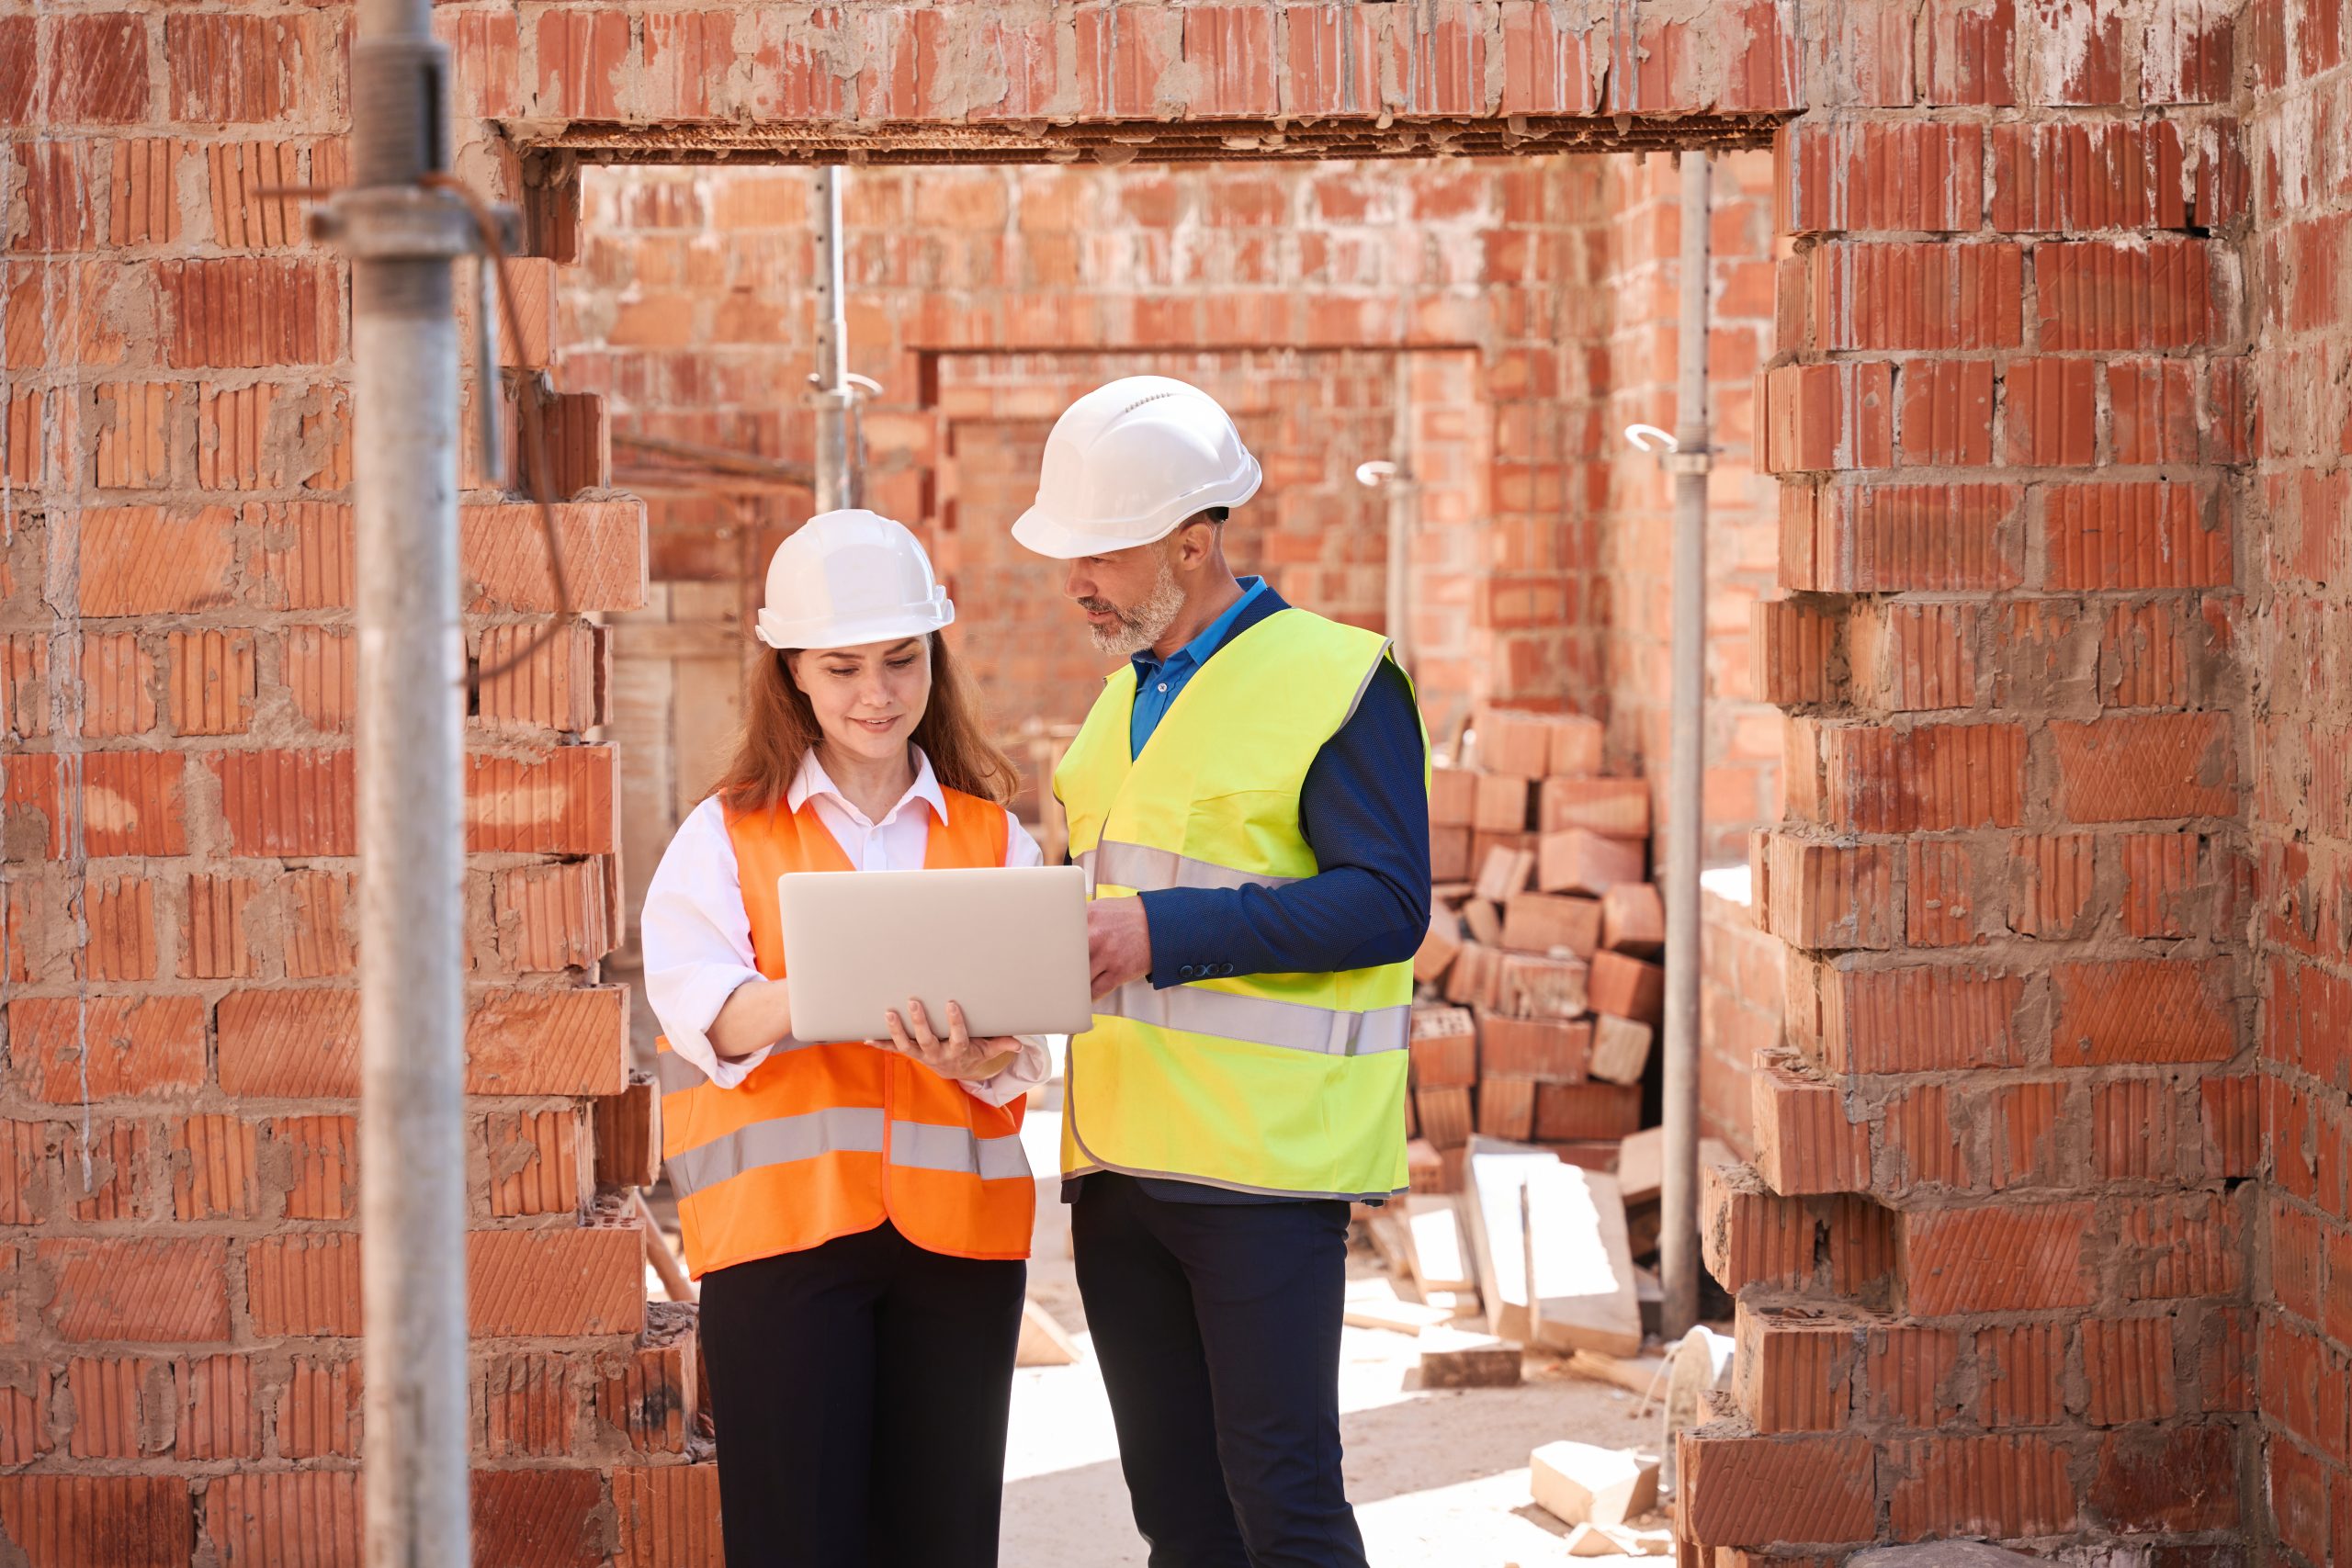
[810, 165, 853, 513]
[1660, 152, 1713, 1343]
[336, 3, 472, 1559]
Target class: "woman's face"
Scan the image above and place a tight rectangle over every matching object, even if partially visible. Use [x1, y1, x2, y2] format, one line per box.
[787, 636, 933, 767]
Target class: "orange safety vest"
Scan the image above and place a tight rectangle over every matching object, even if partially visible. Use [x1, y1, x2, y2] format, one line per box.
[655, 786, 1035, 1276]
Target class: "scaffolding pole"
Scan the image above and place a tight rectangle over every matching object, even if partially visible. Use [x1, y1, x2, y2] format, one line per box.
[339, 1, 471, 1559]
[1660, 152, 1712, 1344]
[811, 165, 853, 513]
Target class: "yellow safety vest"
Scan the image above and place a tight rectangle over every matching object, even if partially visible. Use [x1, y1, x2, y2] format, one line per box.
[1054, 606, 1424, 1201]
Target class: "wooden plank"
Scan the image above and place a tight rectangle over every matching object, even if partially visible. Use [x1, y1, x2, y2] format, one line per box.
[1616, 1128, 1735, 1207]
[1522, 1162, 1642, 1358]
[1414, 1327, 1521, 1387]
[1405, 1194, 1475, 1292]
[1342, 1279, 1454, 1336]
[1460, 1136, 1559, 1343]
[1016, 1299, 1080, 1367]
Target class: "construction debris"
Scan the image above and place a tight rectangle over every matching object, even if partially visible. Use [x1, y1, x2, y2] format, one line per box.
[1404, 1194, 1475, 1293]
[1529, 1439, 1659, 1527]
[1342, 1278, 1456, 1336]
[1016, 1300, 1081, 1368]
[1412, 1327, 1522, 1389]
[1564, 1522, 1675, 1557]
[1522, 1162, 1641, 1357]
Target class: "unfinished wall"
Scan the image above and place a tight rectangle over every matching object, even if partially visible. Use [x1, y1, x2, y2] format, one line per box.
[1711, 0, 2257, 1560]
[2243, 0, 2352, 1561]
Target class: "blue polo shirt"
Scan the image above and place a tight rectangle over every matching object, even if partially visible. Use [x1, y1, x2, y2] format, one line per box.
[1069, 581, 1432, 1206]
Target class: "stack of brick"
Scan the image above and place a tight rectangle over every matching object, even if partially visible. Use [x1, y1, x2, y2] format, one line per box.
[1408, 709, 1667, 1191]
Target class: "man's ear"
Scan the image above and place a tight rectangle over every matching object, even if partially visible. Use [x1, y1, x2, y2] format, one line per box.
[1171, 517, 1216, 571]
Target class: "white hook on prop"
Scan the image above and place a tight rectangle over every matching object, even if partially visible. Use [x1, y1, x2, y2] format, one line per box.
[1623, 423, 1679, 454]
[1353, 459, 1399, 488]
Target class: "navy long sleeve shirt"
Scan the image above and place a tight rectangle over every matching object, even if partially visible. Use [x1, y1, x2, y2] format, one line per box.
[1067, 581, 1432, 1205]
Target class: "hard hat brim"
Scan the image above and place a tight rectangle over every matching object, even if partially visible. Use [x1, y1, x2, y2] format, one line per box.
[1010, 457, 1262, 560]
[754, 601, 955, 651]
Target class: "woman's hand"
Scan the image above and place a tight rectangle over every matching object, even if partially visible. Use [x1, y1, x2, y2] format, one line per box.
[876, 998, 1017, 1083]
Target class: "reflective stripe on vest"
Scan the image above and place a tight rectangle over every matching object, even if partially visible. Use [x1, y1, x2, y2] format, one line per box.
[654, 784, 1034, 1273]
[1052, 606, 1424, 1201]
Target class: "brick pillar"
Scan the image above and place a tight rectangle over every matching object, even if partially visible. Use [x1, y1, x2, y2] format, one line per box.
[1682, 4, 2256, 1559]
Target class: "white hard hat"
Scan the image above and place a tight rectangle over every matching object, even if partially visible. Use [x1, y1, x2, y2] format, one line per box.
[1012, 377, 1262, 559]
[754, 509, 955, 649]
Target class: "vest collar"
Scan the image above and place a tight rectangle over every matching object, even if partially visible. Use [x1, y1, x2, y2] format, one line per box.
[786, 744, 948, 830]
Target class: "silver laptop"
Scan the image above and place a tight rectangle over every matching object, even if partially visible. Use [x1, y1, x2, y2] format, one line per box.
[777, 865, 1097, 1043]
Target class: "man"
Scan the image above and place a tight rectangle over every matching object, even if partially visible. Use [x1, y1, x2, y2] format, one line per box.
[1012, 376, 1430, 1568]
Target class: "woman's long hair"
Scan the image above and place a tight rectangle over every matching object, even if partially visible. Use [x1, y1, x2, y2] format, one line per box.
[712, 632, 1021, 812]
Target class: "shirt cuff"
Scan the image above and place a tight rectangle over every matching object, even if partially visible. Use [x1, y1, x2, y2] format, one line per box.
[1139, 887, 1249, 989]
[648, 964, 771, 1089]
[959, 1035, 1053, 1108]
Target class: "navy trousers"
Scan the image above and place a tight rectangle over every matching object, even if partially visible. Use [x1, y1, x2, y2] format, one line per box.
[1072, 1174, 1370, 1568]
[697, 1221, 1025, 1568]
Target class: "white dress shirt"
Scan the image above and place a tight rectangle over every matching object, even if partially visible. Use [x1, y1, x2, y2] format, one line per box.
[641, 746, 1053, 1105]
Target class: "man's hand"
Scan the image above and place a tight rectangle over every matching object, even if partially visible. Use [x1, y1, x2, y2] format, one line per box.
[1087, 897, 1153, 998]
[877, 999, 1016, 1082]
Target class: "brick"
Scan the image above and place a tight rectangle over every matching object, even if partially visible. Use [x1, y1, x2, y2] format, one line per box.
[1414, 911, 1463, 985]
[253, 502, 354, 609]
[1775, 120, 1983, 235]
[599, 1316, 697, 1453]
[203, 1471, 360, 1566]
[205, 140, 304, 251]
[94, 382, 176, 489]
[1758, 836, 1894, 950]
[1534, 779, 1649, 838]
[469, 1224, 644, 1337]
[1676, 1432, 1875, 1548]
[74, 634, 157, 739]
[476, 1351, 576, 1458]
[1471, 773, 1531, 833]
[1536, 829, 1644, 897]
[537, 7, 629, 118]
[169, 1114, 259, 1221]
[182, 874, 256, 980]
[2199, 1075, 2259, 1179]
[468, 748, 618, 854]
[461, 501, 648, 613]
[486, 1107, 588, 1218]
[492, 859, 616, 973]
[1476, 1076, 1534, 1139]
[2091, 1077, 2182, 1180]
[1751, 596, 1840, 705]
[1735, 1303, 1855, 1431]
[476, 623, 602, 733]
[594, 1076, 662, 1190]
[161, 258, 340, 367]
[1903, 840, 1980, 945]
[1589, 952, 1663, 1024]
[109, 139, 182, 248]
[1414, 1086, 1473, 1149]
[1758, 362, 1894, 474]
[51, 1120, 153, 1224]
[282, 626, 356, 735]
[2051, 958, 2235, 1065]
[467, 986, 628, 1097]
[164, 629, 255, 736]
[0, 1380, 47, 1465]
[1896, 359, 1994, 466]
[1815, 963, 2025, 1075]
[244, 1234, 361, 1337]
[1532, 1080, 1642, 1141]
[164, 14, 308, 121]
[2109, 358, 2241, 464]
[194, 384, 278, 489]
[2042, 482, 2228, 590]
[1588, 1014, 1653, 1085]
[218, 988, 358, 1098]
[2001, 356, 2097, 466]
[85, 872, 158, 981]
[2082, 1317, 2179, 1425]
[1975, 1321, 2065, 1427]
[1498, 892, 1600, 957]
[77, 505, 237, 615]
[2093, 1423, 2238, 1533]
[1494, 952, 1588, 1019]
[67, 1354, 155, 1458]
[1905, 1202, 2095, 1313]
[275, 1357, 357, 1459]
[1429, 767, 1476, 828]
[1807, 242, 2024, 350]
[1989, 121, 2188, 231]
[2007, 832, 2096, 937]
[0, 1474, 192, 1567]
[1476, 1013, 1589, 1081]
[1429, 826, 1472, 882]
[2117, 1192, 2243, 1300]
[8, 996, 203, 1101]
[1799, 481, 2023, 592]
[42, 1236, 231, 1341]
[266, 1112, 355, 1222]
[2037, 241, 2219, 350]
[1865, 1324, 1962, 1426]
[1751, 1061, 1870, 1195]
[172, 1354, 256, 1461]
[207, 748, 356, 855]
[1600, 885, 1663, 957]
[1886, 1433, 2077, 1538]
[2052, 713, 2235, 822]
[281, 869, 356, 980]
[2100, 601, 2215, 709]
[612, 1462, 723, 1568]
[6, 750, 191, 858]
[46, 13, 152, 123]
[1815, 722, 2024, 831]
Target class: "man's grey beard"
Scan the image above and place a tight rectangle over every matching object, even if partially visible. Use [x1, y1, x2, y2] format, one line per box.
[1085, 553, 1187, 656]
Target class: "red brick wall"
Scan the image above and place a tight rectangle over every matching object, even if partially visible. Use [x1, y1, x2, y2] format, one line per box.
[2245, 0, 2352, 1560]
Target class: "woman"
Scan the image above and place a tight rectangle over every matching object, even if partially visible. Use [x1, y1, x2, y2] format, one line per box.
[640, 508, 1047, 1567]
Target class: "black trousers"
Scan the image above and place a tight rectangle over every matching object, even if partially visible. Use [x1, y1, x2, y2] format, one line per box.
[1072, 1174, 1369, 1568]
[696, 1221, 1026, 1568]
